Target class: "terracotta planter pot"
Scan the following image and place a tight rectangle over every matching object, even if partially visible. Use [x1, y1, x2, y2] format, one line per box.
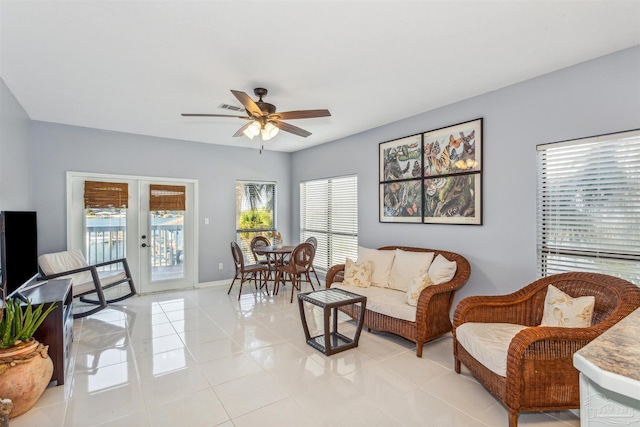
[0, 339, 53, 418]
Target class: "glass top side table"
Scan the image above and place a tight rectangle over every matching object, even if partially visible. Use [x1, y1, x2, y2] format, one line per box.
[297, 288, 367, 356]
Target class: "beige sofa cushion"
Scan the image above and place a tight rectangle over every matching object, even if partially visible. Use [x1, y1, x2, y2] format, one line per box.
[388, 249, 434, 292]
[357, 246, 395, 288]
[456, 322, 528, 377]
[540, 284, 595, 328]
[332, 283, 416, 322]
[343, 258, 372, 288]
[428, 254, 457, 284]
[406, 273, 434, 306]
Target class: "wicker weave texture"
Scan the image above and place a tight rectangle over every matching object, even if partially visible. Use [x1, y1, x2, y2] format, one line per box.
[326, 246, 471, 357]
[452, 272, 640, 427]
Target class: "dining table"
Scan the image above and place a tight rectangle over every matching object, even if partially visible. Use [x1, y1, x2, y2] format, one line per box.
[253, 245, 296, 295]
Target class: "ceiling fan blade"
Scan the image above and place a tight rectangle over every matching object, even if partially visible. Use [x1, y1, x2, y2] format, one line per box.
[233, 122, 253, 137]
[273, 109, 331, 120]
[182, 113, 250, 119]
[273, 120, 312, 138]
[230, 90, 263, 117]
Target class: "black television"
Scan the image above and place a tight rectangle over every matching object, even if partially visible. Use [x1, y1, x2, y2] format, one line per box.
[0, 211, 39, 300]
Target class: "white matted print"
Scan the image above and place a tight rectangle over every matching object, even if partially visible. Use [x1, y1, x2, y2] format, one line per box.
[379, 134, 422, 182]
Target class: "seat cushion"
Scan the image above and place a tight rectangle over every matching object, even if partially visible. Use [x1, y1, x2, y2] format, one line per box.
[98, 270, 128, 286]
[332, 283, 416, 322]
[38, 250, 94, 291]
[456, 322, 528, 377]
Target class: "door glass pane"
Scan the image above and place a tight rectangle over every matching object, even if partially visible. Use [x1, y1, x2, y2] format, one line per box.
[85, 207, 127, 272]
[150, 210, 184, 281]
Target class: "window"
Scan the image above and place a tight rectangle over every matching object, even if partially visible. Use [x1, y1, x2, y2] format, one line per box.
[236, 181, 276, 260]
[300, 175, 358, 274]
[84, 181, 128, 268]
[536, 130, 640, 284]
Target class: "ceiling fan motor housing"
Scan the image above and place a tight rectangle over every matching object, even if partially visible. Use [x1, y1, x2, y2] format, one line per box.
[253, 88, 276, 115]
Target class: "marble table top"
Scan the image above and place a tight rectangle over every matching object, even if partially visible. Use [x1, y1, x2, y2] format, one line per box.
[573, 306, 640, 399]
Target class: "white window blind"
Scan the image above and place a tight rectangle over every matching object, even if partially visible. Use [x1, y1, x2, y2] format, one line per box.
[300, 175, 358, 274]
[536, 130, 640, 285]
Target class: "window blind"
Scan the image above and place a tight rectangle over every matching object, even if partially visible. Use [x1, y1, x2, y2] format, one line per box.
[536, 130, 640, 285]
[149, 184, 186, 211]
[84, 181, 129, 208]
[300, 175, 358, 273]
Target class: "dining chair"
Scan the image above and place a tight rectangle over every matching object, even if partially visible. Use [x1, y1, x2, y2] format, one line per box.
[229, 241, 269, 299]
[275, 242, 317, 302]
[304, 236, 322, 288]
[38, 249, 137, 318]
[250, 236, 274, 281]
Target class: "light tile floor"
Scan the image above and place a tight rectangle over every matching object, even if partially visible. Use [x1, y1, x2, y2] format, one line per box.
[13, 283, 581, 426]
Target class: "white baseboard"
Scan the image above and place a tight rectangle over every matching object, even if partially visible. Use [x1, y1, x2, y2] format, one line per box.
[196, 280, 231, 289]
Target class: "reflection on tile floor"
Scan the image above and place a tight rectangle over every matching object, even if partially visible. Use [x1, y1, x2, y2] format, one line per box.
[13, 283, 581, 426]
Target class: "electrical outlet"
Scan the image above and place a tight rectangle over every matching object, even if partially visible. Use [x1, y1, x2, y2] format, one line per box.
[204, 218, 209, 225]
[219, 263, 223, 270]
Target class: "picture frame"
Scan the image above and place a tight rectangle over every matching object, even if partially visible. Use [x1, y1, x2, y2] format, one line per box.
[379, 180, 422, 223]
[423, 173, 481, 224]
[379, 134, 422, 182]
[378, 118, 483, 225]
[423, 118, 482, 178]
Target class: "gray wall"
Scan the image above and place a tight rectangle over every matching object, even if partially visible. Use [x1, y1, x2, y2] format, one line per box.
[0, 78, 32, 210]
[291, 46, 640, 304]
[29, 122, 292, 283]
[3, 47, 639, 293]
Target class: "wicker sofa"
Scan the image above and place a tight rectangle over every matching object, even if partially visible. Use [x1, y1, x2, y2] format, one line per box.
[452, 272, 640, 427]
[326, 246, 471, 357]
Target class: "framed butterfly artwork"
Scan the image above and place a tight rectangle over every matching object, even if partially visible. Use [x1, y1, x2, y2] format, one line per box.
[379, 118, 483, 225]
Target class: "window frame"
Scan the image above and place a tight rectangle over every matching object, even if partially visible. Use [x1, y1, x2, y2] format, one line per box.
[536, 129, 640, 285]
[235, 181, 277, 260]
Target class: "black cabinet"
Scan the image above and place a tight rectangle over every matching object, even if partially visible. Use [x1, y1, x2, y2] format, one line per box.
[21, 278, 73, 386]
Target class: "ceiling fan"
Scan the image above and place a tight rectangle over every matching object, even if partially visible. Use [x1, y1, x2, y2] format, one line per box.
[181, 88, 331, 142]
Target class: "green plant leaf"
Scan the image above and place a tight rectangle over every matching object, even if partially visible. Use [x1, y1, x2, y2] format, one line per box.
[26, 303, 56, 338]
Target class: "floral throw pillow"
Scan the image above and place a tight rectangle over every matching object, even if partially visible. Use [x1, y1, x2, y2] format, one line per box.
[406, 273, 434, 306]
[343, 257, 373, 288]
[540, 284, 595, 328]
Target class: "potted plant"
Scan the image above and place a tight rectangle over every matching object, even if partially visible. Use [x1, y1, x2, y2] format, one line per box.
[0, 297, 56, 419]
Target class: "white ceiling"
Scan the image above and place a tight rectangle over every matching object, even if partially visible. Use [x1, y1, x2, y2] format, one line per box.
[1, 1, 639, 153]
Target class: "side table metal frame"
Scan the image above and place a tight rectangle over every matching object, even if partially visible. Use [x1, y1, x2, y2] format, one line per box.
[297, 288, 367, 356]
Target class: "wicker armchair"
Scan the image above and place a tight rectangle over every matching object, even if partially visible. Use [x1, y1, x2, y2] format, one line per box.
[452, 272, 640, 427]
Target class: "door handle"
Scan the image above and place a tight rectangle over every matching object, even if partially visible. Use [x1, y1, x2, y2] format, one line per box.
[141, 235, 147, 239]
[141, 243, 148, 248]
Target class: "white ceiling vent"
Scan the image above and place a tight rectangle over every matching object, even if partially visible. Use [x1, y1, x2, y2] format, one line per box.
[218, 103, 245, 113]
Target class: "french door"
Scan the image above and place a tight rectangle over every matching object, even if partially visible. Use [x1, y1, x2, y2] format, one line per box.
[67, 173, 198, 294]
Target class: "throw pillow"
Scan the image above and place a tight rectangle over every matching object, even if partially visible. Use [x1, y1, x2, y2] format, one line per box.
[428, 254, 457, 284]
[540, 284, 595, 328]
[389, 249, 435, 292]
[357, 246, 396, 288]
[342, 257, 373, 288]
[406, 273, 434, 306]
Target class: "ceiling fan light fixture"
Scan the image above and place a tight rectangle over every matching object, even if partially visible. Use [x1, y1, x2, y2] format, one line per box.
[242, 127, 255, 139]
[261, 122, 279, 141]
[248, 120, 261, 136]
[242, 120, 261, 139]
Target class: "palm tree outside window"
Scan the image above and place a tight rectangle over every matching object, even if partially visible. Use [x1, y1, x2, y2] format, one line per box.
[235, 181, 276, 260]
